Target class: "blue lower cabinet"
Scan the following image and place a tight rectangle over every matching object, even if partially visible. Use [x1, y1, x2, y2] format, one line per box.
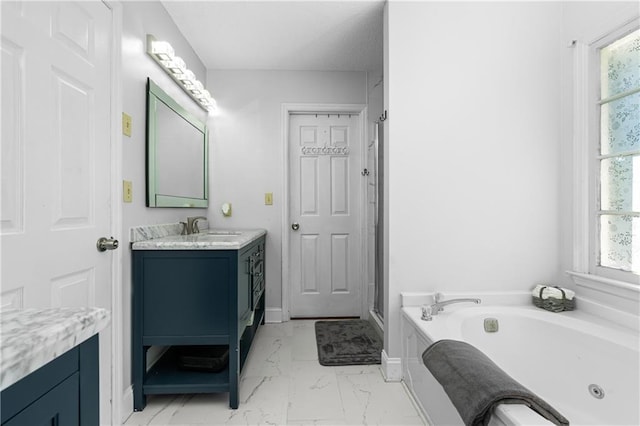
[1, 335, 99, 426]
[132, 236, 265, 411]
[4, 373, 79, 426]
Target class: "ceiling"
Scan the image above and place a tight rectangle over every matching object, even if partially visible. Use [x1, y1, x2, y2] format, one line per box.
[161, 0, 384, 72]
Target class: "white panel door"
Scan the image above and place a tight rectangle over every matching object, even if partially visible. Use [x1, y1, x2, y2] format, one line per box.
[1, 2, 113, 423]
[289, 113, 362, 317]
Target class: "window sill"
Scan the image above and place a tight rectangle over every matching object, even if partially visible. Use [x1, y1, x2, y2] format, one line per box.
[566, 271, 639, 302]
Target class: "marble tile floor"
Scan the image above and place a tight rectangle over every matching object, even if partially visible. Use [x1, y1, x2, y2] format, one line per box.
[125, 320, 425, 426]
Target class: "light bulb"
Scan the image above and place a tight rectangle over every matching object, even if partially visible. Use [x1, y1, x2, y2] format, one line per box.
[150, 40, 174, 61]
[180, 70, 195, 83]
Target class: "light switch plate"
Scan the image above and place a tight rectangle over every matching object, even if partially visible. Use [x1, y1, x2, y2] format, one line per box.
[123, 180, 133, 203]
[122, 113, 132, 137]
[265, 192, 273, 205]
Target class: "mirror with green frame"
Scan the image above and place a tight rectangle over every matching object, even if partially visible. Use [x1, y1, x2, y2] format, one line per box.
[146, 78, 208, 208]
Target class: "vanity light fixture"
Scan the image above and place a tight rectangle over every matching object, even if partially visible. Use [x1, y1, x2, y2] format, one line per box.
[146, 34, 216, 113]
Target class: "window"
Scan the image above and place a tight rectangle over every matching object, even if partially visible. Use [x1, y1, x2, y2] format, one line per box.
[596, 28, 640, 277]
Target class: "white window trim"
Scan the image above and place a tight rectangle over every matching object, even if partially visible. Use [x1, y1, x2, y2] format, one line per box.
[569, 19, 640, 300]
[567, 271, 639, 302]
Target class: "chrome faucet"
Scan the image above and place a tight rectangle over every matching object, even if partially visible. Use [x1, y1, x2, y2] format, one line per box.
[185, 216, 207, 234]
[421, 292, 481, 321]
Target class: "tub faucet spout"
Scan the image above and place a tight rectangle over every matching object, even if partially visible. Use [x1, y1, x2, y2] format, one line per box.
[421, 293, 481, 321]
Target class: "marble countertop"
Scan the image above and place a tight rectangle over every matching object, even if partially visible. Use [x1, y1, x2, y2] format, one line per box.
[0, 307, 111, 391]
[131, 228, 266, 250]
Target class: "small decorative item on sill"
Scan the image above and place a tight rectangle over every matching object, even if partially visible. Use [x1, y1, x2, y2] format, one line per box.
[532, 285, 575, 313]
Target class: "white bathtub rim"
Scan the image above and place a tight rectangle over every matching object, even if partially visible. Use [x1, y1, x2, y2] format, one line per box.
[490, 404, 554, 426]
[401, 290, 640, 333]
[401, 304, 638, 352]
[572, 293, 640, 332]
[400, 291, 531, 310]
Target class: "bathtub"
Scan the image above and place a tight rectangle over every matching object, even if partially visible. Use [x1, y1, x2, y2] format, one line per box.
[400, 292, 640, 425]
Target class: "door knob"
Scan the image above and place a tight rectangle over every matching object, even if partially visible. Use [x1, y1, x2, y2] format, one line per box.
[97, 237, 119, 252]
[291, 223, 300, 231]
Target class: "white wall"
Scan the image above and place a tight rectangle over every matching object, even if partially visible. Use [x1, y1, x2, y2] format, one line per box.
[558, 2, 640, 313]
[204, 70, 367, 318]
[385, 2, 562, 358]
[120, 1, 208, 418]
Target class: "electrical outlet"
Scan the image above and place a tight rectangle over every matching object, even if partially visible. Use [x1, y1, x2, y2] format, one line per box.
[123, 180, 133, 202]
[265, 192, 273, 205]
[122, 113, 132, 137]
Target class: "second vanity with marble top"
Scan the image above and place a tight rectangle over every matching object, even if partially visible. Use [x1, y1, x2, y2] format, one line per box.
[131, 227, 266, 410]
[1, 308, 110, 425]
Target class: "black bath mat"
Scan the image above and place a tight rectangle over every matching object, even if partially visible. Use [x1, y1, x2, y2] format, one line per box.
[315, 319, 382, 366]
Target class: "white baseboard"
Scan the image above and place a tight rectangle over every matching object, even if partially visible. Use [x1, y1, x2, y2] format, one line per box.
[120, 385, 133, 424]
[381, 349, 402, 382]
[265, 308, 283, 323]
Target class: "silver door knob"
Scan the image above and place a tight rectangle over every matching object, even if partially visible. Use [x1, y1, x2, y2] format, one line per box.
[97, 237, 119, 252]
[291, 223, 300, 231]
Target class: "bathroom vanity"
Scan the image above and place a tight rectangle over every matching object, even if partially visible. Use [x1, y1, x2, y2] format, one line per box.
[0, 308, 110, 426]
[131, 229, 266, 410]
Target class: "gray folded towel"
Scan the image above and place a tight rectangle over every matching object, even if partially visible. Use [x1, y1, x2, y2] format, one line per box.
[422, 339, 569, 426]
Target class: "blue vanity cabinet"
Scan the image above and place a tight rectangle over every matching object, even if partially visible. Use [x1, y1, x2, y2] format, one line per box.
[237, 246, 253, 330]
[1, 335, 99, 426]
[132, 236, 265, 411]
